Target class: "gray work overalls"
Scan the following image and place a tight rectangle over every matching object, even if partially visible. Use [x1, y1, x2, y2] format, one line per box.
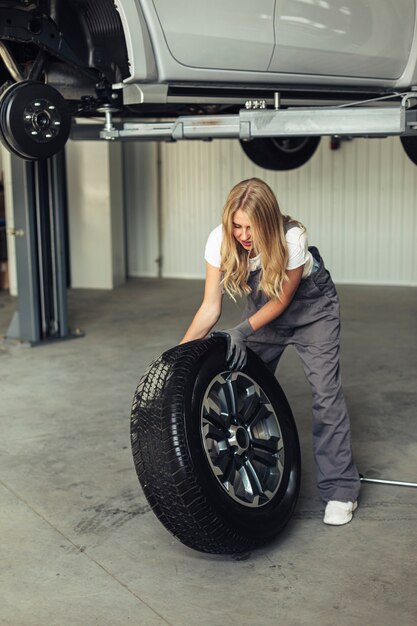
[244, 243, 361, 503]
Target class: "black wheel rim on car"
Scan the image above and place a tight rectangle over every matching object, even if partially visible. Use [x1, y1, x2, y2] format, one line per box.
[0, 81, 71, 160]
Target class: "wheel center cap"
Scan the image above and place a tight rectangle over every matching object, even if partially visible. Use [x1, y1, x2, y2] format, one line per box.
[228, 424, 250, 454]
[33, 110, 51, 131]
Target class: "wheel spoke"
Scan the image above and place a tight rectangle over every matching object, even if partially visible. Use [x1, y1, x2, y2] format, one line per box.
[203, 422, 227, 443]
[250, 445, 278, 467]
[248, 455, 282, 496]
[242, 459, 263, 498]
[233, 464, 255, 503]
[245, 402, 270, 428]
[239, 384, 261, 423]
[206, 442, 230, 476]
[250, 435, 279, 453]
[222, 455, 239, 490]
[251, 410, 281, 440]
[203, 394, 230, 430]
[213, 447, 231, 476]
[216, 377, 238, 417]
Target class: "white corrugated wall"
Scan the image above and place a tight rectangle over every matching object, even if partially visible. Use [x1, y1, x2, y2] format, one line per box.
[125, 136, 417, 285]
[124, 143, 160, 278]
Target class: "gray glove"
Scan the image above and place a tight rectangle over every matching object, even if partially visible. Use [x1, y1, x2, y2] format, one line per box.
[212, 319, 253, 370]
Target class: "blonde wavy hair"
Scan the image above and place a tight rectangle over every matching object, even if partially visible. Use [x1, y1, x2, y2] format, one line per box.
[220, 178, 303, 301]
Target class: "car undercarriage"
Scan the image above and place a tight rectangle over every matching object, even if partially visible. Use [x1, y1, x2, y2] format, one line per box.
[1, 0, 417, 168]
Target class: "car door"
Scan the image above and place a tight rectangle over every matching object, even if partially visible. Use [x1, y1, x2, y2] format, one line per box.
[151, 0, 275, 72]
[269, 0, 416, 80]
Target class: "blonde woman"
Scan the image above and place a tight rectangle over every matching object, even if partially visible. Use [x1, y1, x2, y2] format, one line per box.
[181, 177, 360, 525]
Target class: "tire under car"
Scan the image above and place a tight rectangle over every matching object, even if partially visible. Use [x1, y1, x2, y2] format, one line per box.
[241, 134, 417, 170]
[240, 136, 321, 170]
[400, 135, 417, 167]
[130, 337, 301, 554]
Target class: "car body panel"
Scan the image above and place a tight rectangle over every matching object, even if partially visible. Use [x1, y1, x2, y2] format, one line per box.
[270, 0, 416, 80]
[151, 0, 275, 72]
[118, 0, 417, 90]
[114, 0, 157, 81]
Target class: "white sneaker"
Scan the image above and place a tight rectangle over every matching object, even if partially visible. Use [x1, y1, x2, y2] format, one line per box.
[323, 500, 358, 526]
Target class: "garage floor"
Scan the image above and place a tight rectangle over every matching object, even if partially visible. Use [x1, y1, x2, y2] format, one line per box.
[1, 279, 416, 626]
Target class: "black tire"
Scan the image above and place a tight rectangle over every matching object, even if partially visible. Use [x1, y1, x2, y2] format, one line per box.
[240, 136, 321, 170]
[0, 81, 71, 160]
[130, 337, 301, 554]
[400, 135, 417, 166]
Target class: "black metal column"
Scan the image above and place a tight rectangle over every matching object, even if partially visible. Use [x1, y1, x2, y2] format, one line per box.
[6, 151, 72, 344]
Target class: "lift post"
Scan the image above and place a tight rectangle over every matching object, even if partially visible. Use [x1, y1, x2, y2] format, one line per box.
[6, 151, 78, 345]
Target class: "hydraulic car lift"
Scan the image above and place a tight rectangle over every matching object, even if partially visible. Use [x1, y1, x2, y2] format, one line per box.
[70, 90, 417, 144]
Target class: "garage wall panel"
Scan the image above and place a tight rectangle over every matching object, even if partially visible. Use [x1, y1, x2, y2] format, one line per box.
[1, 148, 17, 296]
[124, 142, 160, 278]
[160, 141, 230, 278]
[156, 137, 417, 285]
[67, 141, 125, 289]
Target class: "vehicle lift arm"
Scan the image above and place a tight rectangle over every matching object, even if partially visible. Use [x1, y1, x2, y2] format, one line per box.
[70, 91, 417, 143]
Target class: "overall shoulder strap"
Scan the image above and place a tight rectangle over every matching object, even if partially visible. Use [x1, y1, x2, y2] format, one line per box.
[284, 220, 298, 233]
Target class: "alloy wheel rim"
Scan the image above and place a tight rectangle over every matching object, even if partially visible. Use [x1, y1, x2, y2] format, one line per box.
[200, 371, 285, 508]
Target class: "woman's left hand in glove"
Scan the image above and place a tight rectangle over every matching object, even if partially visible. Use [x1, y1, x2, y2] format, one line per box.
[211, 319, 254, 370]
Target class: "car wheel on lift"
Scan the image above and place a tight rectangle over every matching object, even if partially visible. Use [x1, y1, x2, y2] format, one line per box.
[130, 337, 301, 554]
[0, 81, 71, 160]
[240, 136, 321, 170]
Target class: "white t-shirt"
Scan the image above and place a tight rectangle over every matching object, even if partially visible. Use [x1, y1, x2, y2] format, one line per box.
[204, 224, 313, 278]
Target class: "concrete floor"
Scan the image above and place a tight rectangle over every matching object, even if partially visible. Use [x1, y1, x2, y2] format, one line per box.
[0, 279, 416, 626]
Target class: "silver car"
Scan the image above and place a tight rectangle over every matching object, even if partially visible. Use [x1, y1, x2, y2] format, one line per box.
[0, 0, 416, 166]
